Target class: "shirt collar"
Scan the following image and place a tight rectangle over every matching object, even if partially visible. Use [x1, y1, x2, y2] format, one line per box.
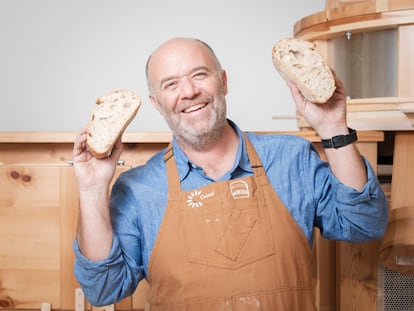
[171, 120, 253, 183]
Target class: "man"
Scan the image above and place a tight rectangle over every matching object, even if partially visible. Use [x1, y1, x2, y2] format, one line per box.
[73, 37, 388, 310]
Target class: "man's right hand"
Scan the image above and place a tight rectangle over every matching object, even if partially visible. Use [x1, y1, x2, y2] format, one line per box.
[73, 128, 123, 192]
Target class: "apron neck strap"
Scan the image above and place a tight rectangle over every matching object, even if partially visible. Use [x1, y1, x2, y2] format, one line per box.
[243, 133, 266, 177]
[163, 133, 266, 194]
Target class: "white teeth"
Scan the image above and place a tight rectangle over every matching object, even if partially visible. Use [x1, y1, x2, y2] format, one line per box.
[183, 103, 206, 113]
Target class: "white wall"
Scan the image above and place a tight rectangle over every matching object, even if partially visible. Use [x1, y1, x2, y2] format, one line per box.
[0, 0, 325, 132]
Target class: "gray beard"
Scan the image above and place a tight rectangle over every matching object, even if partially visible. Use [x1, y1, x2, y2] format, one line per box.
[165, 105, 227, 151]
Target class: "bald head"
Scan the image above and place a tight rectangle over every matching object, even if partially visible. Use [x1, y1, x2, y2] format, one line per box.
[145, 37, 222, 94]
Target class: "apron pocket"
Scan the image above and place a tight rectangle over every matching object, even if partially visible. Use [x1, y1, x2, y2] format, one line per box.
[183, 202, 275, 269]
[215, 208, 256, 260]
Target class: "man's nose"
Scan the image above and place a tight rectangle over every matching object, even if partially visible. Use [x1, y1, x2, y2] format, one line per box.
[180, 76, 199, 98]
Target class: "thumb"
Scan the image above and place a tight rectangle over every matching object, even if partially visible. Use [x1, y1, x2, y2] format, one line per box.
[110, 138, 124, 161]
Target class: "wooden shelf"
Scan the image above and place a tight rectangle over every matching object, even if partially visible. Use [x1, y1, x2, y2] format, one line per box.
[294, 0, 414, 40]
[0, 130, 384, 144]
[0, 131, 173, 144]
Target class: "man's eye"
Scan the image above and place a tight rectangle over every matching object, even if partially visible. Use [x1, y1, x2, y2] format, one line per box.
[163, 81, 178, 90]
[192, 71, 208, 80]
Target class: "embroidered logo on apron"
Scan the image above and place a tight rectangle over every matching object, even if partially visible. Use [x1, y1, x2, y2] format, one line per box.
[230, 180, 250, 199]
[187, 190, 215, 208]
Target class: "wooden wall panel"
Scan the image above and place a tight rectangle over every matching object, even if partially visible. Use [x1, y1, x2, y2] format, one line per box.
[60, 167, 80, 310]
[398, 24, 414, 97]
[132, 280, 150, 310]
[0, 166, 61, 308]
[379, 132, 414, 274]
[337, 241, 379, 310]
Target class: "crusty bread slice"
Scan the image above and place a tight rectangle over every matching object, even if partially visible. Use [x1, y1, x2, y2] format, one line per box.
[86, 89, 141, 158]
[272, 37, 335, 103]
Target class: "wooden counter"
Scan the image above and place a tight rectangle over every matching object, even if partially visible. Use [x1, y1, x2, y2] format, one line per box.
[0, 130, 383, 165]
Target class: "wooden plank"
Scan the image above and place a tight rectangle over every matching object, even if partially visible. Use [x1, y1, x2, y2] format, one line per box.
[75, 288, 85, 311]
[132, 280, 151, 310]
[295, 0, 414, 39]
[346, 97, 414, 112]
[0, 167, 60, 268]
[348, 97, 414, 104]
[0, 270, 60, 309]
[312, 230, 337, 311]
[379, 132, 414, 274]
[398, 24, 414, 97]
[358, 143, 378, 172]
[0, 143, 168, 167]
[297, 110, 414, 131]
[0, 143, 74, 165]
[337, 241, 379, 311]
[293, 11, 328, 36]
[390, 132, 414, 208]
[60, 167, 81, 310]
[41, 302, 52, 311]
[387, 0, 414, 11]
[91, 305, 114, 311]
[297, 10, 414, 41]
[0, 132, 172, 144]
[325, 0, 374, 10]
[0, 166, 61, 308]
[326, 1, 378, 20]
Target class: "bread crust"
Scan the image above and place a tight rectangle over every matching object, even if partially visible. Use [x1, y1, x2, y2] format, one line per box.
[86, 89, 141, 159]
[272, 37, 335, 104]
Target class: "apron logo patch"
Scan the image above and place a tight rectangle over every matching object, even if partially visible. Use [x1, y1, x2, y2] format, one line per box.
[230, 180, 250, 199]
[187, 190, 215, 208]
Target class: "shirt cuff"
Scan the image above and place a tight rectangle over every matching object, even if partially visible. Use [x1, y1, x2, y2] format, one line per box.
[334, 158, 382, 205]
[73, 235, 121, 273]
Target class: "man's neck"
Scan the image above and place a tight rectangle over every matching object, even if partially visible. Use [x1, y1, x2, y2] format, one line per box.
[179, 123, 239, 180]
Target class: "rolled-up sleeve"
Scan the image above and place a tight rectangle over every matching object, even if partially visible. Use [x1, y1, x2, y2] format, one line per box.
[73, 234, 143, 306]
[316, 158, 389, 242]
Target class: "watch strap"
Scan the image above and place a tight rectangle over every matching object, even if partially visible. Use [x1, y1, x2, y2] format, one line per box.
[321, 127, 357, 149]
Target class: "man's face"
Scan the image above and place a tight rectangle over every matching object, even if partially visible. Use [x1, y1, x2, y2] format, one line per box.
[147, 39, 228, 148]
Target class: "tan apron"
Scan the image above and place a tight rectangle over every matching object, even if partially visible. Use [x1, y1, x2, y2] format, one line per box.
[147, 135, 316, 310]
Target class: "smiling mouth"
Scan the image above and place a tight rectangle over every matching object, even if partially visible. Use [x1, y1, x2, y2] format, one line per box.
[182, 103, 208, 113]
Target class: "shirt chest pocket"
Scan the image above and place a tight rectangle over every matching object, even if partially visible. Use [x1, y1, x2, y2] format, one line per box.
[182, 198, 275, 269]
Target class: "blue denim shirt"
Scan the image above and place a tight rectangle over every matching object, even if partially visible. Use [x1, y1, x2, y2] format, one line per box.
[73, 121, 388, 306]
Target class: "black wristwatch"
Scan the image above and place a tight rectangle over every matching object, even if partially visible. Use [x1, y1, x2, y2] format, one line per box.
[321, 127, 357, 149]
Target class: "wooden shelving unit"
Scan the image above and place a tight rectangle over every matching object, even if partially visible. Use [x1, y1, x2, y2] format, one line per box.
[293, 1, 414, 310]
[294, 0, 414, 132]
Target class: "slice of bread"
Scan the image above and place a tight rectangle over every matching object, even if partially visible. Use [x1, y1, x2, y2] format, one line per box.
[86, 89, 141, 158]
[272, 37, 335, 104]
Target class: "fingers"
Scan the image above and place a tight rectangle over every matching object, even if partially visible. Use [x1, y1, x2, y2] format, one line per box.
[288, 82, 310, 110]
[110, 137, 124, 161]
[73, 128, 124, 164]
[73, 128, 88, 158]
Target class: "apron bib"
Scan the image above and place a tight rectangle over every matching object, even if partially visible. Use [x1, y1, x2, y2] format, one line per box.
[147, 136, 316, 310]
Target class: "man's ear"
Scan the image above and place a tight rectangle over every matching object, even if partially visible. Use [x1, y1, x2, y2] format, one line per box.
[149, 94, 162, 114]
